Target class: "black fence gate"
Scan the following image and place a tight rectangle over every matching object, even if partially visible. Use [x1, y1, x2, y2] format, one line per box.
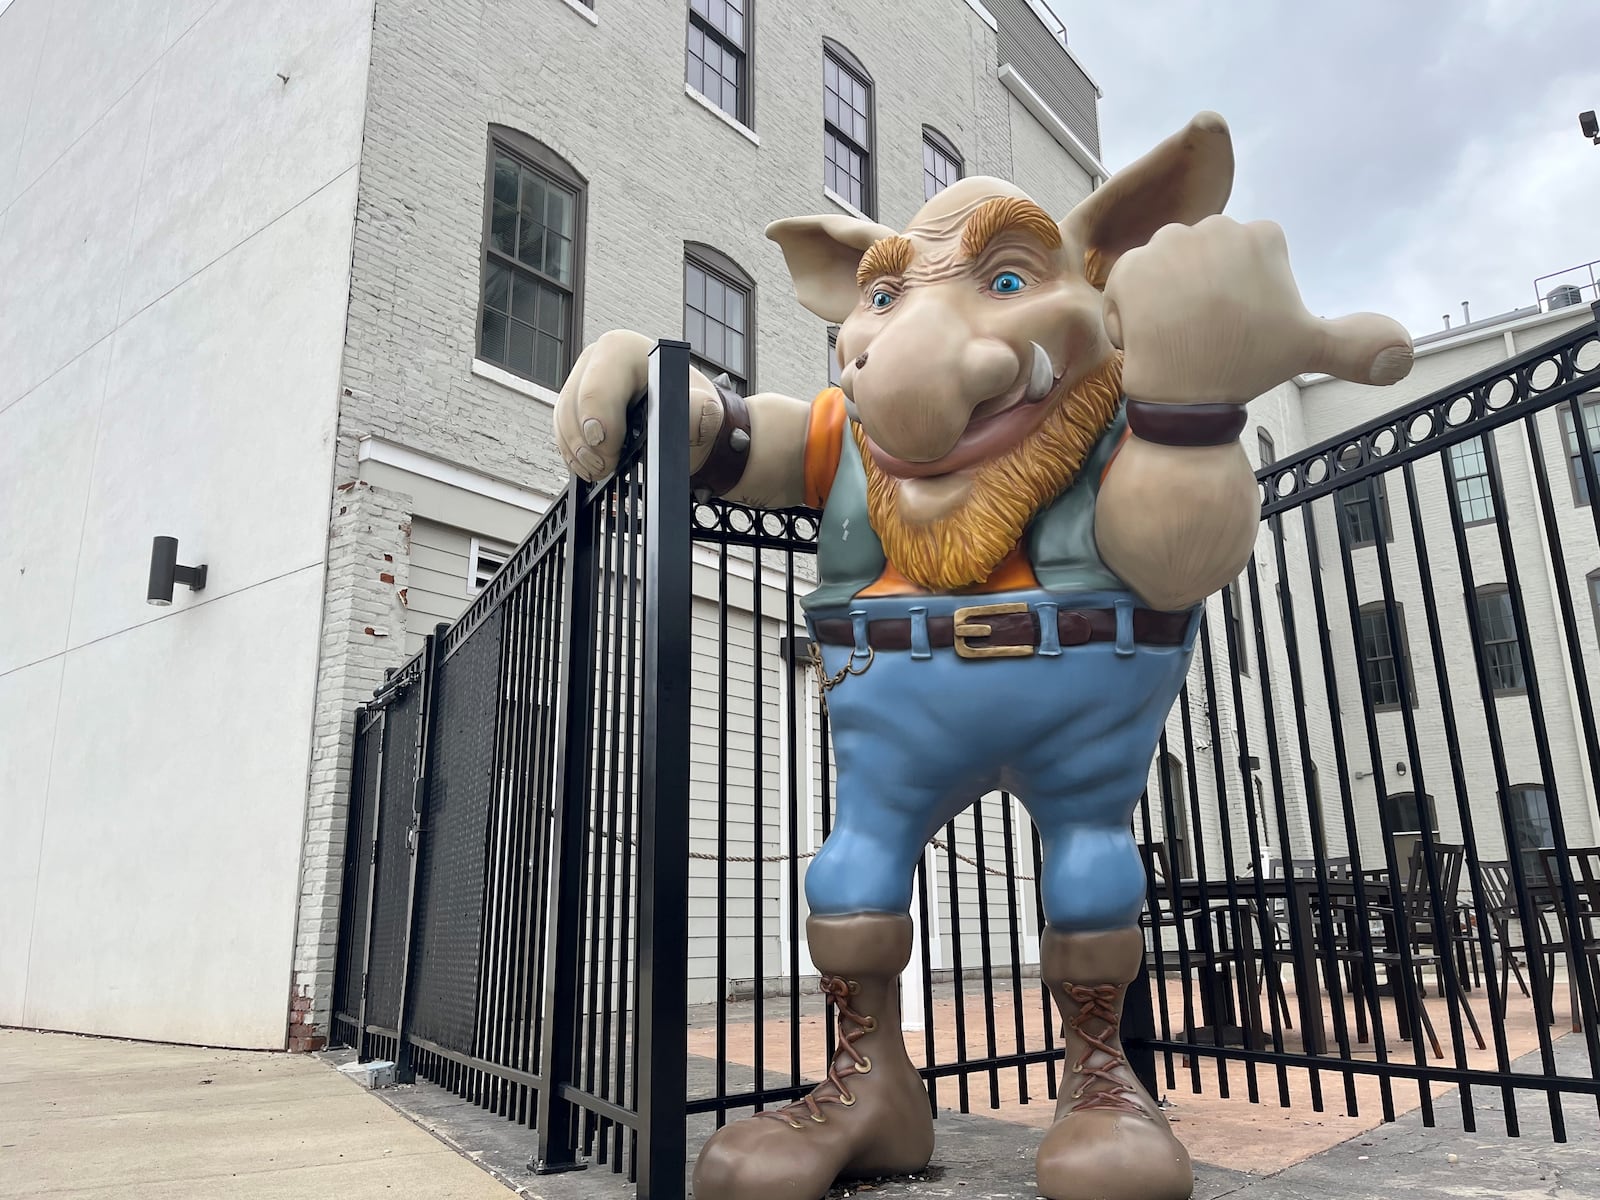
[333, 314, 1600, 1197]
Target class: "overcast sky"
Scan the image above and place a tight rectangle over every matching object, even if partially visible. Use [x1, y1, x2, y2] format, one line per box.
[1057, 0, 1600, 338]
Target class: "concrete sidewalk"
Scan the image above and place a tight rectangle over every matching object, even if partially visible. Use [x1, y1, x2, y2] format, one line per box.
[0, 1028, 514, 1198]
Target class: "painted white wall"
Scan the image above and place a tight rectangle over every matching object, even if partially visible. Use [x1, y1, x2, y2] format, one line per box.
[0, 0, 374, 1048]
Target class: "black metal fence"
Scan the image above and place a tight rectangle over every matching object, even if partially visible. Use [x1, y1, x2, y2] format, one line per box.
[333, 314, 1600, 1197]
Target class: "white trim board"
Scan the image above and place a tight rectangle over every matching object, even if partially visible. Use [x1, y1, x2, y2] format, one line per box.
[357, 437, 550, 512]
[998, 63, 1108, 185]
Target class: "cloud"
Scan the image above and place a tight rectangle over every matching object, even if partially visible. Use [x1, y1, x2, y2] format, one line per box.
[1054, 0, 1600, 335]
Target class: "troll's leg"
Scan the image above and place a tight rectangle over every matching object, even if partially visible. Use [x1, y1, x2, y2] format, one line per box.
[1023, 756, 1193, 1198]
[692, 776, 942, 1200]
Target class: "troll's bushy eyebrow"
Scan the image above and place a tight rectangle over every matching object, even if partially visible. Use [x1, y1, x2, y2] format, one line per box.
[960, 197, 1062, 259]
[856, 235, 914, 287]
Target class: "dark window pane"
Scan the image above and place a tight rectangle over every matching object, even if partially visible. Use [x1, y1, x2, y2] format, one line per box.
[508, 320, 536, 378]
[493, 156, 518, 206]
[491, 201, 518, 256]
[510, 274, 538, 324]
[482, 260, 510, 312]
[481, 309, 509, 364]
[535, 333, 561, 389]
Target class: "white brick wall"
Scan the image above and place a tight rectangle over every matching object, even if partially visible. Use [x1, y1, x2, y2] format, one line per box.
[292, 0, 1097, 1041]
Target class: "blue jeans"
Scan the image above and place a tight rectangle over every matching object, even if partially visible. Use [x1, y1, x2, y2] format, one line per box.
[804, 590, 1199, 932]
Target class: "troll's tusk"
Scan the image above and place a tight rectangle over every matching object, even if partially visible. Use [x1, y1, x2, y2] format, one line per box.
[1025, 342, 1055, 403]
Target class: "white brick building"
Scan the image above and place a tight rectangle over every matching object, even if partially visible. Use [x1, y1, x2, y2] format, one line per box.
[0, 0, 1110, 1049]
[5, 0, 1593, 1055]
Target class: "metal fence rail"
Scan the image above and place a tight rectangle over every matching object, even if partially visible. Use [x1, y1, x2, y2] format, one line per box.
[333, 314, 1600, 1197]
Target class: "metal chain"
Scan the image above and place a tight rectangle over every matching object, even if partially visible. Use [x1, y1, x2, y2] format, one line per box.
[594, 824, 1034, 881]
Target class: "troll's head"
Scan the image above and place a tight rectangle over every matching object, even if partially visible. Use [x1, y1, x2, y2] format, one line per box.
[767, 114, 1234, 591]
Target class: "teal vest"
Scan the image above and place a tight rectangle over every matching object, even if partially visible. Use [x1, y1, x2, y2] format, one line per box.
[803, 409, 1129, 613]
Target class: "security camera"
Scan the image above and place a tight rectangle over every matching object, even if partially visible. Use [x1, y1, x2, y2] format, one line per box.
[1582, 110, 1599, 142]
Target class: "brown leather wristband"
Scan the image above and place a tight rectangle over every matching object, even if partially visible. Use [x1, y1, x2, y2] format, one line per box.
[1125, 398, 1247, 447]
[689, 375, 753, 500]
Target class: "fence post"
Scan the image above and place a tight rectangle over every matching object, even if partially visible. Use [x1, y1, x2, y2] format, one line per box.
[353, 706, 387, 1062]
[1124, 954, 1160, 1102]
[636, 340, 693, 1200]
[533, 470, 601, 1174]
[392, 624, 447, 1084]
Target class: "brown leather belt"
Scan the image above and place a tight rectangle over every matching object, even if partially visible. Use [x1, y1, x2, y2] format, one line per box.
[811, 603, 1191, 659]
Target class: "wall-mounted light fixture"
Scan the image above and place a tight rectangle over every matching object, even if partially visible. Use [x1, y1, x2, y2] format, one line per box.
[147, 536, 207, 606]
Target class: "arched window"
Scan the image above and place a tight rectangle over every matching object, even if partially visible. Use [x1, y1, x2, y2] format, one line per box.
[823, 40, 875, 216]
[1473, 584, 1525, 695]
[1382, 791, 1436, 836]
[1336, 445, 1392, 547]
[922, 125, 962, 199]
[1358, 601, 1415, 710]
[1507, 784, 1554, 851]
[478, 128, 587, 390]
[683, 243, 755, 393]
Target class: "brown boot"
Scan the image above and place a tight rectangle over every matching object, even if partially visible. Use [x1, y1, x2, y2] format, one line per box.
[1036, 928, 1193, 1200]
[692, 914, 934, 1200]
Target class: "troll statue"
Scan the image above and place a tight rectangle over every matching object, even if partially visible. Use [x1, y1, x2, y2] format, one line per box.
[554, 114, 1413, 1200]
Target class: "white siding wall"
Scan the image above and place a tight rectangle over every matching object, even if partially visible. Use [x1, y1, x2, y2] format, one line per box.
[0, 0, 374, 1047]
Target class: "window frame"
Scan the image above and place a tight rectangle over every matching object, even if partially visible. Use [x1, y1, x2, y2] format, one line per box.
[1507, 784, 1555, 851]
[1225, 578, 1249, 677]
[1257, 428, 1276, 470]
[686, 0, 753, 128]
[1336, 469, 1393, 548]
[467, 536, 514, 597]
[1382, 790, 1438, 837]
[921, 124, 963, 200]
[683, 242, 756, 394]
[1559, 394, 1600, 508]
[1445, 434, 1497, 528]
[1473, 583, 1527, 697]
[1358, 600, 1416, 711]
[1589, 569, 1600, 648]
[822, 39, 875, 217]
[1158, 752, 1192, 878]
[826, 325, 842, 387]
[476, 127, 588, 390]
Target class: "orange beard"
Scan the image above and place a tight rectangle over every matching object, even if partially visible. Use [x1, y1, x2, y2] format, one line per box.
[855, 354, 1123, 592]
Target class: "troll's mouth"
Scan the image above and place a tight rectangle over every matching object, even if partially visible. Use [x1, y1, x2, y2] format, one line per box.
[863, 367, 1068, 480]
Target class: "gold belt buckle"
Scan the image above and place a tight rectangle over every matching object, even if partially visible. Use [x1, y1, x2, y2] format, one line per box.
[952, 602, 1034, 659]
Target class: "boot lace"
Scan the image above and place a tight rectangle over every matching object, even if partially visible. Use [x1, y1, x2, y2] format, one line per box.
[760, 975, 876, 1129]
[1065, 984, 1145, 1115]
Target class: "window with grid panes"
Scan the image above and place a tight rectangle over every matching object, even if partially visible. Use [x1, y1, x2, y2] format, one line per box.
[479, 133, 584, 389]
[827, 326, 842, 387]
[1336, 445, 1391, 546]
[1560, 396, 1600, 506]
[1474, 585, 1525, 694]
[1359, 601, 1414, 709]
[684, 251, 752, 393]
[687, 0, 749, 125]
[823, 43, 873, 215]
[1448, 435, 1495, 524]
[922, 127, 961, 199]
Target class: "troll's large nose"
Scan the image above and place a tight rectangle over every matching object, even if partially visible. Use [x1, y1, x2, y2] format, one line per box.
[845, 303, 1020, 463]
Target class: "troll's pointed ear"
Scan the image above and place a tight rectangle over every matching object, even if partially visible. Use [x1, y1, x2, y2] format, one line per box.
[767, 213, 899, 323]
[1063, 112, 1235, 289]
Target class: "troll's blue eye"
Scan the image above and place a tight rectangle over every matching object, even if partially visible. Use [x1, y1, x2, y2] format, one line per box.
[870, 290, 895, 310]
[991, 271, 1026, 295]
